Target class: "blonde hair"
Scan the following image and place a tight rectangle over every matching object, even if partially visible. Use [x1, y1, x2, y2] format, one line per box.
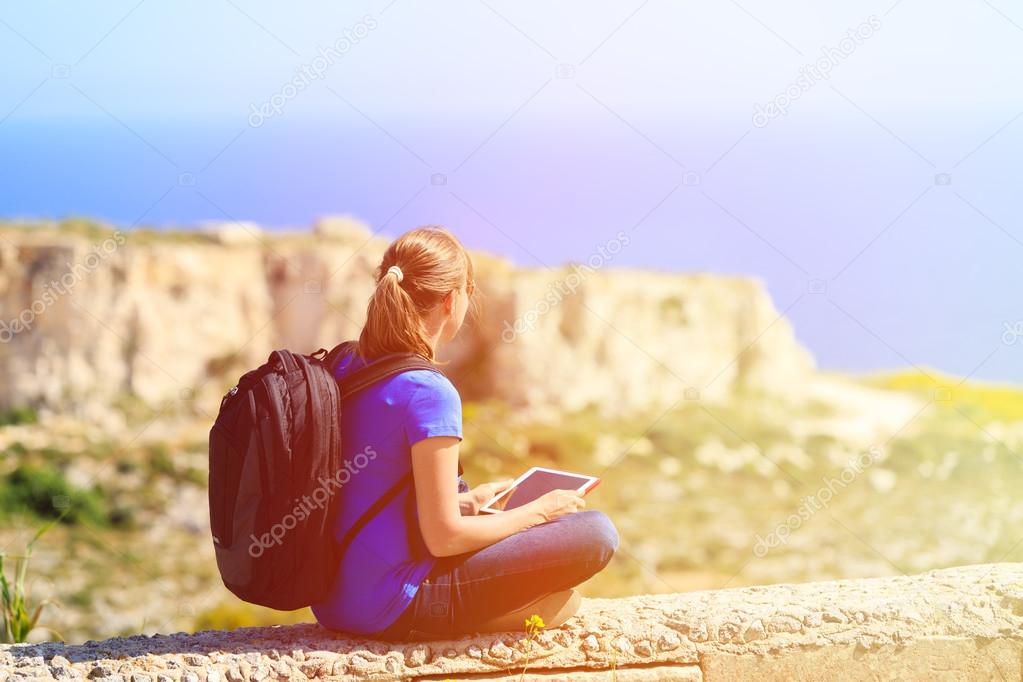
[356, 226, 476, 362]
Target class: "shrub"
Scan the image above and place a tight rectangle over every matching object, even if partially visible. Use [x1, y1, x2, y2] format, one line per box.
[0, 465, 108, 526]
[145, 443, 175, 478]
[0, 406, 37, 427]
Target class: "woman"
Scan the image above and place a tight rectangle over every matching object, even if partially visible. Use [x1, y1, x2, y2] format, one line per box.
[310, 225, 620, 642]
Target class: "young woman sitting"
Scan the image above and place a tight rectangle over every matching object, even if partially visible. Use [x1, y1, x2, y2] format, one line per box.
[310, 225, 619, 641]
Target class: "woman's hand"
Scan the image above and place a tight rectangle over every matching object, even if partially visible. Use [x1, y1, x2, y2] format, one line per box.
[464, 478, 517, 515]
[527, 488, 586, 525]
[414, 438, 548, 556]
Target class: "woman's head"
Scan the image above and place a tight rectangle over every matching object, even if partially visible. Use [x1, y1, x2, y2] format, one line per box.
[357, 226, 476, 361]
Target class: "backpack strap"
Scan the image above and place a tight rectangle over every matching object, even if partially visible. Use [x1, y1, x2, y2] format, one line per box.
[315, 341, 440, 398]
[315, 341, 356, 378]
[340, 353, 440, 400]
[336, 349, 460, 476]
[325, 342, 461, 559]
[336, 471, 413, 560]
[320, 340, 460, 477]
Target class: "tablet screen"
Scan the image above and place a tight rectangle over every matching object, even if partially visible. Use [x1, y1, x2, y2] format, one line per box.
[480, 468, 596, 512]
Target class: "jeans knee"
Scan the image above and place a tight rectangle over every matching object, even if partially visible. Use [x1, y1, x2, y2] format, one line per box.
[572, 510, 619, 567]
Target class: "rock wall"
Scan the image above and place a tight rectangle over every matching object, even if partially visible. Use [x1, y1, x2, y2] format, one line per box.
[0, 218, 814, 422]
[1, 563, 1020, 681]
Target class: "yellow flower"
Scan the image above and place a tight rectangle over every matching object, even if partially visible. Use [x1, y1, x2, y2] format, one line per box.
[525, 614, 545, 632]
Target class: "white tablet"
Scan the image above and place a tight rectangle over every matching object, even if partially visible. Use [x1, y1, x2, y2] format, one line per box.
[478, 466, 602, 514]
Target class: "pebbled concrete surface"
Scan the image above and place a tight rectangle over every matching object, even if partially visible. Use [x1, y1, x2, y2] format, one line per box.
[2, 563, 1022, 681]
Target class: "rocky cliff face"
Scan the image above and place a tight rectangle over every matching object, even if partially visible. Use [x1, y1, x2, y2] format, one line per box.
[0, 218, 814, 422]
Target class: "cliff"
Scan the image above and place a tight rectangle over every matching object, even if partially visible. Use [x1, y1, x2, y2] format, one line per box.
[1, 563, 1020, 681]
[0, 218, 814, 423]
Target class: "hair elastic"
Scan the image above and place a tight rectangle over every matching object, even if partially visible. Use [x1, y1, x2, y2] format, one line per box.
[386, 265, 404, 283]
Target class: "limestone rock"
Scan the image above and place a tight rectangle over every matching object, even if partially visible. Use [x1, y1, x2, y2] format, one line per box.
[0, 563, 1020, 681]
[199, 222, 263, 246]
[312, 215, 374, 243]
[0, 223, 816, 421]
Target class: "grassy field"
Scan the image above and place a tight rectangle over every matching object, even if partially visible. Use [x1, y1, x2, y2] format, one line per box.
[461, 372, 1023, 596]
[1, 370, 1021, 641]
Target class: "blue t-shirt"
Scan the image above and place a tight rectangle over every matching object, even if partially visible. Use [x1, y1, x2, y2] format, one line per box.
[310, 350, 464, 635]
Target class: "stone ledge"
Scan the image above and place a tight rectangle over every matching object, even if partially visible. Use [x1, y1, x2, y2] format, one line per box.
[2, 563, 1021, 681]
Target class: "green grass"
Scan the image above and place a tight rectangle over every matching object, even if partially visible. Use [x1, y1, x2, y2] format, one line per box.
[143, 442, 206, 487]
[0, 406, 38, 427]
[1, 517, 62, 643]
[0, 465, 110, 527]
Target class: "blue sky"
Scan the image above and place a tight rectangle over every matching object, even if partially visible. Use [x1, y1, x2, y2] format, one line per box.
[1, 0, 1022, 383]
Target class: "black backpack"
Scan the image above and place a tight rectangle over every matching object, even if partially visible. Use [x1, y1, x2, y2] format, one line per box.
[207, 340, 455, 611]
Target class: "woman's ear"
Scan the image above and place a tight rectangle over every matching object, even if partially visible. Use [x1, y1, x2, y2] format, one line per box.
[443, 289, 455, 314]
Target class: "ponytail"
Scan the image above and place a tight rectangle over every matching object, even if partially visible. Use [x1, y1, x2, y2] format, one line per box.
[356, 226, 474, 362]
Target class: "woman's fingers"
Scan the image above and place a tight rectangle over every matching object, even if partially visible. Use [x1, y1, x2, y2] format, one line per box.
[555, 489, 585, 512]
[471, 479, 517, 509]
[489, 478, 517, 495]
[531, 488, 588, 519]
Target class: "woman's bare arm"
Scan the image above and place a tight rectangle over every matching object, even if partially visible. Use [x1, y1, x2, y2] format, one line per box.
[411, 436, 545, 557]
